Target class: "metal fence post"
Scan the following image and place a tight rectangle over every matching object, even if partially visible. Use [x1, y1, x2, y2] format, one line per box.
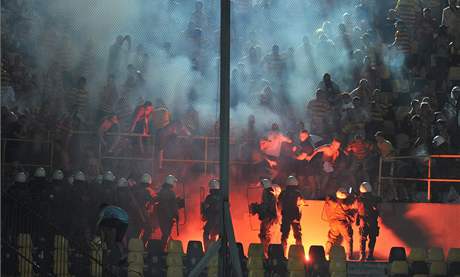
[378, 156, 383, 197]
[427, 157, 432, 202]
[204, 136, 209, 176]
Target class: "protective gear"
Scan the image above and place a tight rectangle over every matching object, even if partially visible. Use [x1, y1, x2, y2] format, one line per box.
[52, 170, 64, 181]
[15, 172, 27, 183]
[74, 171, 86, 182]
[324, 196, 357, 260]
[157, 182, 179, 250]
[253, 186, 278, 255]
[432, 135, 446, 147]
[286, 175, 298, 186]
[336, 187, 348, 200]
[141, 173, 152, 184]
[164, 174, 178, 186]
[261, 178, 272, 189]
[117, 177, 128, 188]
[357, 192, 380, 261]
[103, 171, 116, 182]
[201, 189, 222, 250]
[34, 167, 46, 178]
[208, 179, 220, 190]
[278, 185, 303, 251]
[359, 182, 372, 193]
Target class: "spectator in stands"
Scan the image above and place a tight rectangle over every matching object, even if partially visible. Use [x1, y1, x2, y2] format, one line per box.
[307, 89, 333, 137]
[345, 134, 374, 185]
[351, 79, 372, 107]
[98, 113, 120, 152]
[129, 101, 154, 153]
[317, 73, 341, 105]
[97, 74, 118, 121]
[374, 131, 394, 158]
[441, 0, 460, 45]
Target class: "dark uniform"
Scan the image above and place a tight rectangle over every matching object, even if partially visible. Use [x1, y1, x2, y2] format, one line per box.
[356, 192, 380, 260]
[324, 195, 357, 259]
[278, 185, 303, 250]
[250, 187, 278, 255]
[201, 189, 222, 251]
[156, 183, 179, 250]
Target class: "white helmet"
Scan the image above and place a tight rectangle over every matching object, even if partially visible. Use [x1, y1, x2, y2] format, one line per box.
[336, 187, 348, 200]
[15, 172, 27, 183]
[52, 170, 64, 181]
[261, 178, 272, 189]
[74, 171, 86, 182]
[117, 177, 128, 188]
[103, 171, 116, 182]
[164, 174, 178, 186]
[141, 173, 152, 184]
[432, 135, 446, 147]
[359, 182, 372, 193]
[286, 175, 298, 186]
[209, 179, 220, 190]
[34, 167, 46, 178]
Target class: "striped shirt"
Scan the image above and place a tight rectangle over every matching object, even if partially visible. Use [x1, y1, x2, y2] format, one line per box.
[396, 0, 421, 31]
[307, 99, 331, 123]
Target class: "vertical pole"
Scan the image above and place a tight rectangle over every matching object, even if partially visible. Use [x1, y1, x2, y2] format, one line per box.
[219, 0, 231, 275]
[204, 137, 208, 176]
[378, 156, 383, 197]
[427, 157, 431, 202]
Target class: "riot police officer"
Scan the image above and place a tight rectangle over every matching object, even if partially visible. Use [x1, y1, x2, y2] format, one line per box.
[278, 176, 303, 251]
[324, 187, 357, 260]
[201, 178, 222, 251]
[356, 182, 380, 261]
[157, 174, 180, 250]
[249, 178, 278, 255]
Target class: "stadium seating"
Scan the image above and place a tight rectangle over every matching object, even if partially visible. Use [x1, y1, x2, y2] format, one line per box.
[287, 245, 305, 276]
[329, 245, 346, 261]
[389, 247, 407, 263]
[146, 239, 166, 277]
[128, 238, 145, 277]
[17, 233, 33, 277]
[427, 248, 445, 262]
[185, 240, 204, 274]
[166, 240, 184, 277]
[267, 244, 287, 276]
[247, 243, 265, 277]
[429, 261, 447, 276]
[90, 237, 104, 277]
[389, 260, 409, 276]
[53, 235, 70, 276]
[306, 245, 329, 276]
[447, 248, 460, 277]
[408, 248, 429, 275]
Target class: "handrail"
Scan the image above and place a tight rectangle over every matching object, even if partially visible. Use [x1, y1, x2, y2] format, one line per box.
[1, 191, 117, 276]
[378, 154, 460, 201]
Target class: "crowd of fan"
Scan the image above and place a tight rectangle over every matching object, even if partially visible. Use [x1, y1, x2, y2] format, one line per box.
[2, 0, 460, 203]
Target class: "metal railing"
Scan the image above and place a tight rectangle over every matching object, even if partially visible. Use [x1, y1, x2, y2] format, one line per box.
[378, 154, 460, 201]
[1, 191, 117, 276]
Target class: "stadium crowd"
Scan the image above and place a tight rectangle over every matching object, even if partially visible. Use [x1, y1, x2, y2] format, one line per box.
[2, 0, 460, 211]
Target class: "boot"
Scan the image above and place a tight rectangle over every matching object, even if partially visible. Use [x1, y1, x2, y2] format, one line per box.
[367, 248, 375, 261]
[360, 240, 366, 261]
